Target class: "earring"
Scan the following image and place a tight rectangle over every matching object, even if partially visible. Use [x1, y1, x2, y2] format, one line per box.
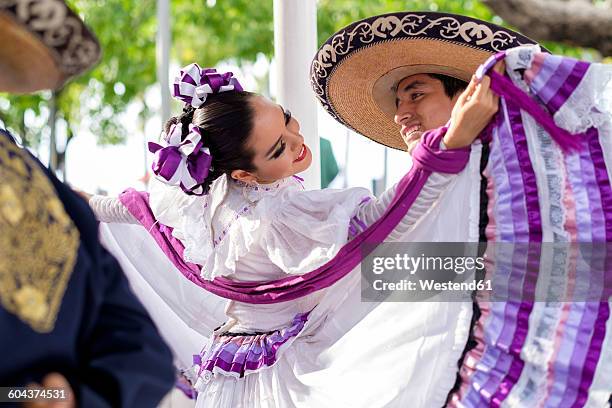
[241, 183, 256, 205]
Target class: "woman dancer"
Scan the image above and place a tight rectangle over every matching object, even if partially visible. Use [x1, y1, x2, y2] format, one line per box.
[90, 63, 499, 407]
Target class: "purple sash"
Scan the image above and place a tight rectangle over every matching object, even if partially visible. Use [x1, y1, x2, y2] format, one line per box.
[120, 126, 470, 304]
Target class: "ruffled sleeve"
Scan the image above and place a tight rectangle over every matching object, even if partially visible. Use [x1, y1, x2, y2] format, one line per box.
[89, 195, 138, 224]
[349, 171, 455, 241]
[256, 131, 467, 276]
[257, 186, 371, 275]
[148, 178, 214, 269]
[201, 207, 260, 281]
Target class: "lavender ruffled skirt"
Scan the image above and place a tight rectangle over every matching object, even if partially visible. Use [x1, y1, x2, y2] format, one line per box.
[187, 311, 311, 390]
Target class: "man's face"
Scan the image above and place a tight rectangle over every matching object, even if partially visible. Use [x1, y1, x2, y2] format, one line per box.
[394, 74, 459, 153]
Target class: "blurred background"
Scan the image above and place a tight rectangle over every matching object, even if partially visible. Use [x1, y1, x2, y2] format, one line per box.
[1, 0, 610, 196]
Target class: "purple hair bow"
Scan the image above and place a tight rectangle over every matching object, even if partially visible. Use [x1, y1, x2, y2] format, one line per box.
[148, 123, 212, 195]
[172, 63, 244, 108]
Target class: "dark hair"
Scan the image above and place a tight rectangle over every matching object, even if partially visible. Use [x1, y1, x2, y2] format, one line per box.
[164, 91, 257, 194]
[427, 73, 468, 99]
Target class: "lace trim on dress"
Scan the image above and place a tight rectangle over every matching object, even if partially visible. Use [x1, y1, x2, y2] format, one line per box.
[554, 63, 612, 135]
[194, 176, 303, 280]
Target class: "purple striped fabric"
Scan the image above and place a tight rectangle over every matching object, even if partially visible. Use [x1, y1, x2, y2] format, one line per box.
[462, 132, 523, 404]
[488, 100, 543, 404]
[571, 128, 612, 405]
[458, 97, 542, 407]
[541, 60, 590, 115]
[451, 50, 611, 407]
[545, 128, 610, 406]
[530, 55, 575, 105]
[193, 311, 310, 380]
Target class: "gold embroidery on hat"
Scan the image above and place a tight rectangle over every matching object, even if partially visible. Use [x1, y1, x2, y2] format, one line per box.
[0, 134, 79, 333]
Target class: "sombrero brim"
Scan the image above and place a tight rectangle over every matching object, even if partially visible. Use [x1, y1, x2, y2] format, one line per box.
[311, 12, 541, 151]
[0, 2, 101, 94]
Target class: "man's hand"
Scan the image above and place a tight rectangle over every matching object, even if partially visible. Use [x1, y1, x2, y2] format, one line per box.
[443, 61, 504, 149]
[24, 372, 75, 408]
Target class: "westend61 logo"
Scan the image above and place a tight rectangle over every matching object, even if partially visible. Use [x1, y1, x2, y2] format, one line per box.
[370, 253, 491, 293]
[362, 242, 488, 302]
[361, 242, 612, 303]
[370, 252, 490, 296]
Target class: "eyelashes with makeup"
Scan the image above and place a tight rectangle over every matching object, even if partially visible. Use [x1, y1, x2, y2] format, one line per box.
[284, 109, 292, 125]
[271, 140, 286, 159]
[268, 109, 292, 160]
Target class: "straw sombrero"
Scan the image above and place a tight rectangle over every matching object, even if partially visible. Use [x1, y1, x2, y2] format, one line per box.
[0, 0, 101, 93]
[311, 12, 541, 150]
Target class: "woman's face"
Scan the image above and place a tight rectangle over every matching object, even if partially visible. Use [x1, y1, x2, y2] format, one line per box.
[232, 95, 312, 184]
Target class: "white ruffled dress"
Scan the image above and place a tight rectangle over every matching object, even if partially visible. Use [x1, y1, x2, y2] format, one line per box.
[93, 144, 484, 408]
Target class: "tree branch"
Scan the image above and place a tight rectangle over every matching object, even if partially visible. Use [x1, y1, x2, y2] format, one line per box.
[482, 0, 612, 56]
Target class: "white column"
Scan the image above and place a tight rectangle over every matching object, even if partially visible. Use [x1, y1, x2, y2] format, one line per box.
[157, 0, 171, 126]
[273, 0, 320, 190]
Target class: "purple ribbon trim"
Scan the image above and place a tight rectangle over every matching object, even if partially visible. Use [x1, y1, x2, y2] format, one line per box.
[546, 61, 590, 114]
[487, 99, 541, 406]
[587, 127, 612, 242]
[569, 127, 612, 405]
[498, 99, 530, 241]
[148, 124, 212, 196]
[197, 311, 310, 377]
[572, 302, 610, 407]
[173, 64, 243, 108]
[488, 71, 581, 152]
[120, 126, 470, 304]
[532, 56, 575, 105]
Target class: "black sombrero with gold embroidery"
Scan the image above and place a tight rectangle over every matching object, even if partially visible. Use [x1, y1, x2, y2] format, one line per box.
[0, 0, 101, 93]
[311, 12, 541, 150]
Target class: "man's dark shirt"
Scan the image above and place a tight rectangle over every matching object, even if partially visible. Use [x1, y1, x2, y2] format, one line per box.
[0, 129, 175, 407]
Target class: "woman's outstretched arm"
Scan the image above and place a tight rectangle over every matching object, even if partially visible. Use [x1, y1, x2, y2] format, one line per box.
[89, 195, 139, 224]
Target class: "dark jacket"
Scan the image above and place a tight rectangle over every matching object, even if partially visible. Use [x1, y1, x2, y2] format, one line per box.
[0, 129, 175, 407]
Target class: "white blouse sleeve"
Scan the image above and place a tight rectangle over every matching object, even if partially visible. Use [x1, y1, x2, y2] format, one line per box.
[258, 167, 457, 275]
[89, 195, 138, 224]
[258, 187, 371, 275]
[350, 172, 455, 241]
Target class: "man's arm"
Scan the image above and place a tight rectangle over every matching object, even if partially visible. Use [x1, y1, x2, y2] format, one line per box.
[74, 246, 175, 408]
[34, 144, 176, 408]
[443, 62, 504, 149]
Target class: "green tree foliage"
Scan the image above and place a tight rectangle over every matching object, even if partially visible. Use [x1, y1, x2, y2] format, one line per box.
[173, 0, 274, 65]
[0, 0, 160, 166]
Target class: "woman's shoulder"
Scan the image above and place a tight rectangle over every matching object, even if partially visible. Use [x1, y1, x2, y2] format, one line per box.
[249, 177, 372, 216]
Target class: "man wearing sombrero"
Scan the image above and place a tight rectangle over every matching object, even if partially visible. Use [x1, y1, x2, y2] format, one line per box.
[310, 11, 534, 152]
[0, 1, 175, 406]
[313, 11, 612, 407]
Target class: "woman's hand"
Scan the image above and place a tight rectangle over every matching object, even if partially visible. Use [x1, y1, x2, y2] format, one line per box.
[443, 61, 504, 149]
